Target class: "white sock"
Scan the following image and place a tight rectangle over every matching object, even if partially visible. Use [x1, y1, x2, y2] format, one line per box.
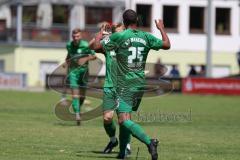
[127, 143, 131, 150]
[76, 113, 80, 119]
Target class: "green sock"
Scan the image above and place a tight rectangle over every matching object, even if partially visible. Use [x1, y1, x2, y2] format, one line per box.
[104, 121, 116, 138]
[79, 97, 85, 112]
[119, 124, 131, 155]
[122, 120, 151, 145]
[72, 98, 80, 113]
[79, 97, 84, 106]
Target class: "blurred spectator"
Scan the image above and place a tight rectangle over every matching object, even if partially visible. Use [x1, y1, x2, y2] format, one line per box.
[154, 58, 165, 78]
[169, 65, 180, 78]
[198, 65, 206, 77]
[188, 65, 197, 76]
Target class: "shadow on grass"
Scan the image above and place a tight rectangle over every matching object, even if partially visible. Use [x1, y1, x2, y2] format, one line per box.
[76, 150, 117, 159]
[76, 150, 147, 159]
[77, 150, 118, 154]
[53, 121, 77, 127]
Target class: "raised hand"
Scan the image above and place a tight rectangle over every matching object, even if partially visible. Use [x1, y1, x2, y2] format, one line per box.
[155, 19, 165, 30]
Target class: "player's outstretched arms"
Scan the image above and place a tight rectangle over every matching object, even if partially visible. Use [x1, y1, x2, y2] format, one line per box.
[90, 23, 111, 53]
[90, 31, 104, 53]
[88, 54, 97, 61]
[88, 38, 95, 49]
[77, 54, 96, 66]
[155, 19, 171, 50]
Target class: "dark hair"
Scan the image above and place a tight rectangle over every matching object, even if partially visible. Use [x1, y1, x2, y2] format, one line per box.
[123, 9, 137, 26]
[72, 28, 81, 34]
[111, 23, 123, 33]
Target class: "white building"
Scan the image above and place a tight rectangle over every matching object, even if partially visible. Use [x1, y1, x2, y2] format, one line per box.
[127, 0, 240, 77]
[0, 0, 125, 43]
[127, 0, 240, 52]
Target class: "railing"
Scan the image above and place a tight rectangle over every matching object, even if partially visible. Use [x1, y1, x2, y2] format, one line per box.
[22, 25, 69, 42]
[0, 25, 69, 44]
[0, 28, 16, 43]
[0, 25, 98, 46]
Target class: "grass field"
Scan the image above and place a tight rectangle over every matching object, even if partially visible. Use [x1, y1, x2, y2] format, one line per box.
[0, 90, 240, 160]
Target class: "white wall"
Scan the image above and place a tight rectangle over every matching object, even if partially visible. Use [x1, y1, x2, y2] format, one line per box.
[0, 5, 11, 28]
[130, 0, 240, 53]
[37, 3, 52, 29]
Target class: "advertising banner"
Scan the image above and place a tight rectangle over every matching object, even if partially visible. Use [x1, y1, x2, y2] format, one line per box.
[182, 77, 240, 95]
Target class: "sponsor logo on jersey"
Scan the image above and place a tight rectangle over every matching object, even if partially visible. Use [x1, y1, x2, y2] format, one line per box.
[77, 49, 82, 54]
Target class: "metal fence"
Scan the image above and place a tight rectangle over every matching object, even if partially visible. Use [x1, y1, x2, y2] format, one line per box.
[0, 25, 98, 46]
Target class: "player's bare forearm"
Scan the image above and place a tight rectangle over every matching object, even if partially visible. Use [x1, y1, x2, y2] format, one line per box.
[77, 55, 96, 66]
[88, 38, 95, 49]
[90, 32, 104, 53]
[88, 55, 96, 61]
[93, 43, 103, 53]
[155, 19, 171, 50]
[159, 27, 171, 50]
[90, 39, 105, 55]
[82, 55, 96, 62]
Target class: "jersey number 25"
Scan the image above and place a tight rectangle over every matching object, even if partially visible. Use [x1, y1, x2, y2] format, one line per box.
[128, 47, 144, 63]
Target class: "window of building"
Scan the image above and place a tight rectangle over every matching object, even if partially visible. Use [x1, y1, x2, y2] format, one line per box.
[52, 5, 69, 25]
[10, 5, 17, 27]
[136, 4, 152, 31]
[189, 7, 205, 34]
[23, 6, 37, 25]
[0, 60, 5, 72]
[85, 7, 112, 25]
[163, 5, 178, 33]
[215, 8, 231, 35]
[0, 20, 7, 41]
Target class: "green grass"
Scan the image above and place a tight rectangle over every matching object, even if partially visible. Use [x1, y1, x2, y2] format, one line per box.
[0, 90, 240, 160]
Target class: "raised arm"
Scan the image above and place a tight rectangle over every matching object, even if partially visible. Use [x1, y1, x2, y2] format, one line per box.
[77, 53, 96, 66]
[155, 19, 171, 50]
[91, 31, 104, 53]
[88, 38, 95, 49]
[90, 22, 112, 53]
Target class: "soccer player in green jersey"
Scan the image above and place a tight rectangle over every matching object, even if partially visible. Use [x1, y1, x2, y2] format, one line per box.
[90, 23, 132, 154]
[66, 28, 96, 126]
[93, 9, 170, 160]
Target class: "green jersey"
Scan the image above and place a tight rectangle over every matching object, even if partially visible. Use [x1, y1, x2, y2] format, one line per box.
[103, 29, 163, 91]
[101, 36, 118, 88]
[66, 40, 95, 71]
[103, 51, 117, 88]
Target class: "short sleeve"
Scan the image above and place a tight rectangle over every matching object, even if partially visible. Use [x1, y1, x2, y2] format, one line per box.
[90, 49, 96, 55]
[82, 47, 95, 56]
[80, 40, 95, 55]
[146, 33, 163, 51]
[66, 42, 71, 52]
[101, 32, 122, 52]
[101, 36, 111, 51]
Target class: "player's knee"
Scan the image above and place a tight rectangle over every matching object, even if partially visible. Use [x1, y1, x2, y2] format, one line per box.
[72, 95, 79, 99]
[118, 113, 131, 125]
[103, 111, 114, 123]
[103, 116, 113, 124]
